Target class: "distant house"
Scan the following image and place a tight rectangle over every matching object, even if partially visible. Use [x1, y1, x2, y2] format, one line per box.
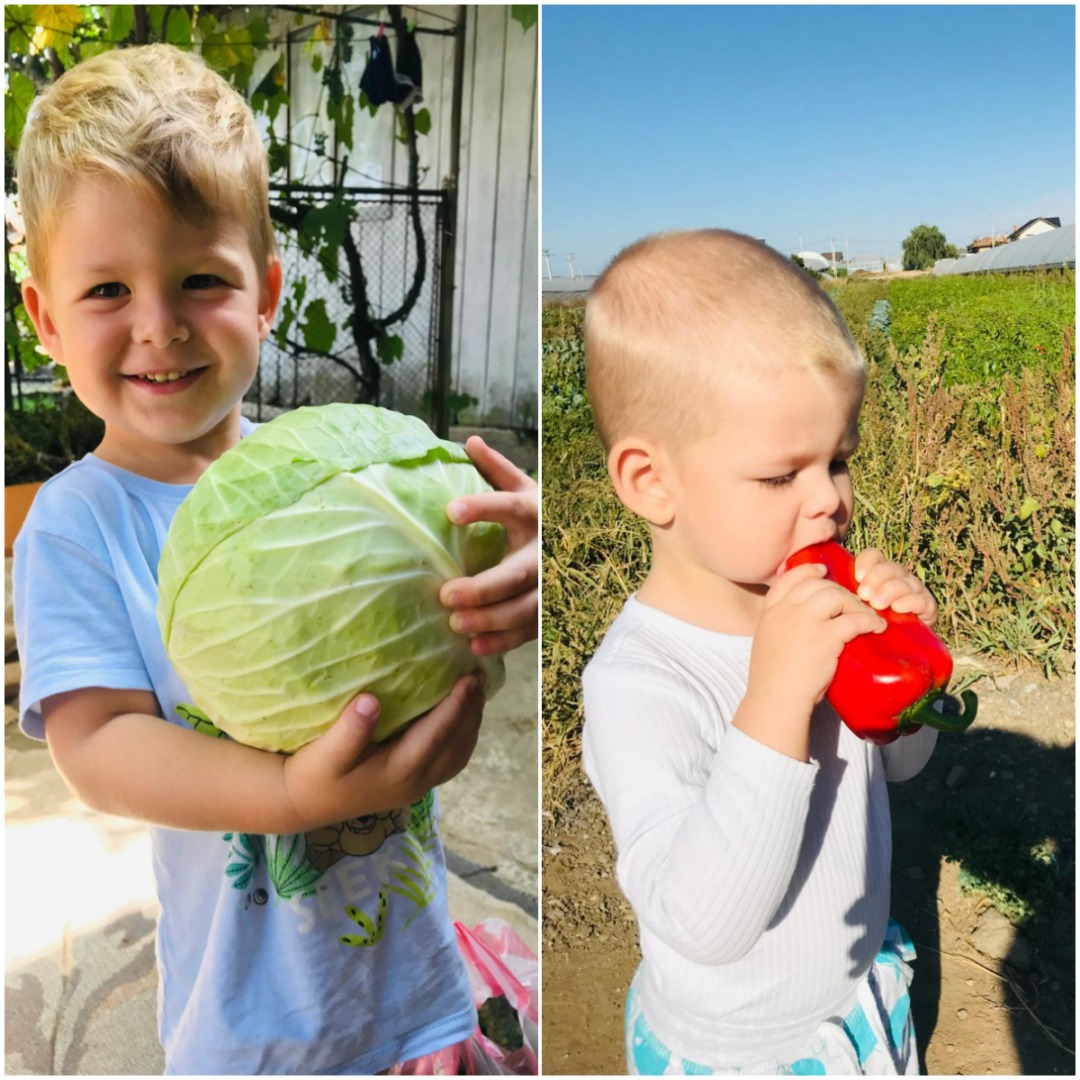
[1008, 217, 1061, 242]
[967, 216, 1060, 254]
[968, 234, 1010, 254]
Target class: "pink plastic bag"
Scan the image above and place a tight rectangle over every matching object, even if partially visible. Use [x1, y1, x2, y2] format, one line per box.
[391, 919, 539, 1075]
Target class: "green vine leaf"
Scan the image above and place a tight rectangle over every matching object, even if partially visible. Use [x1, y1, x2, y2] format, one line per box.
[300, 298, 336, 353]
[376, 332, 404, 365]
[510, 5, 538, 32]
[165, 8, 191, 48]
[107, 4, 134, 42]
[5, 71, 35, 153]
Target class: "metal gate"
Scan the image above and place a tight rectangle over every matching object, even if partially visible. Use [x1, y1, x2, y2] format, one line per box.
[247, 184, 448, 430]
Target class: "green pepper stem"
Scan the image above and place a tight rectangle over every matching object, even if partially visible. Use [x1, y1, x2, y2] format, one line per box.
[901, 688, 978, 734]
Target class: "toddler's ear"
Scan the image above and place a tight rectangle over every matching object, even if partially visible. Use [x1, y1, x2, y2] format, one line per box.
[21, 278, 63, 362]
[607, 438, 674, 527]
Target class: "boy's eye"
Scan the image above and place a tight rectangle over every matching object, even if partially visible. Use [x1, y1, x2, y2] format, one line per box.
[88, 282, 129, 299]
[185, 274, 225, 290]
[761, 474, 796, 489]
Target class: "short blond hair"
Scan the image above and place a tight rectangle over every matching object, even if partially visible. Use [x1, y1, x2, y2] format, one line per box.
[16, 43, 277, 281]
[585, 229, 865, 450]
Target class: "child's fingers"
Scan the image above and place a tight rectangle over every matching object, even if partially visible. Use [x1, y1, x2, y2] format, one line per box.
[833, 607, 891, 643]
[387, 674, 483, 778]
[449, 588, 537, 637]
[469, 625, 536, 656]
[447, 488, 538, 529]
[853, 547, 887, 583]
[858, 573, 918, 610]
[888, 591, 938, 625]
[768, 561, 828, 605]
[299, 693, 381, 777]
[805, 580, 887, 624]
[463, 436, 536, 494]
[394, 674, 486, 788]
[441, 548, 538, 609]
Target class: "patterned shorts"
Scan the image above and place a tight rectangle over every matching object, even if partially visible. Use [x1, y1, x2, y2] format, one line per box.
[625, 919, 919, 1075]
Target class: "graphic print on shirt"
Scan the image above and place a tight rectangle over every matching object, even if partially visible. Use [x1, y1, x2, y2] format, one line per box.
[342, 789, 438, 947]
[176, 702, 228, 739]
[179, 702, 439, 933]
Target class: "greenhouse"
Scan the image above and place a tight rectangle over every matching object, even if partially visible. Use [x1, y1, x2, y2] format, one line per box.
[934, 223, 1075, 275]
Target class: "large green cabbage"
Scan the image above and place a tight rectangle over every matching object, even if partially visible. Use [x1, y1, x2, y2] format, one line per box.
[158, 404, 507, 752]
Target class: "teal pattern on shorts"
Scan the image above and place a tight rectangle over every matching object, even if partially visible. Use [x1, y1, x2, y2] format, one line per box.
[625, 919, 919, 1075]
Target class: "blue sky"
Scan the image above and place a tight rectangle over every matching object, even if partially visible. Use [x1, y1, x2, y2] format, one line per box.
[541, 4, 1076, 276]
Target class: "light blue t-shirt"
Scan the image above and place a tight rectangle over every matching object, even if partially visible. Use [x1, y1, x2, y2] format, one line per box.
[14, 428, 476, 1075]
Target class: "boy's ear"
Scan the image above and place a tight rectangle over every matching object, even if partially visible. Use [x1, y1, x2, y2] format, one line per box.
[257, 256, 283, 342]
[21, 278, 65, 364]
[607, 437, 675, 527]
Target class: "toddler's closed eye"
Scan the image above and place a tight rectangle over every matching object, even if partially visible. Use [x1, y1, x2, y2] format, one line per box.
[761, 474, 796, 489]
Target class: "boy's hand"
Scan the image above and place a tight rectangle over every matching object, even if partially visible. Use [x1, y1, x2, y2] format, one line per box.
[281, 674, 485, 829]
[853, 548, 938, 626]
[753, 563, 888, 711]
[440, 436, 538, 656]
[736, 563, 888, 761]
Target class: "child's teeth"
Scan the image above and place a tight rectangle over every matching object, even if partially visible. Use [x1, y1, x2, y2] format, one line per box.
[144, 371, 185, 382]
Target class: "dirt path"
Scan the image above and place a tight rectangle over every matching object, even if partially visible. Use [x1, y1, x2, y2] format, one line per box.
[542, 657, 1075, 1076]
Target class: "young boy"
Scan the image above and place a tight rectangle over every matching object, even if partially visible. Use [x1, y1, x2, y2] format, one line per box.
[14, 44, 537, 1075]
[581, 229, 941, 1075]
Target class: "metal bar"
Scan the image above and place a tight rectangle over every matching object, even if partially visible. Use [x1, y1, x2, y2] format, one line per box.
[275, 5, 458, 36]
[270, 183, 445, 198]
[433, 5, 466, 439]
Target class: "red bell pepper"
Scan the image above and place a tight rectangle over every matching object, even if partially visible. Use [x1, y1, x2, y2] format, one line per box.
[782, 541, 978, 745]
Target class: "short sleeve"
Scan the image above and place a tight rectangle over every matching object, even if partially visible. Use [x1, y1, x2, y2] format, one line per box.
[14, 526, 154, 741]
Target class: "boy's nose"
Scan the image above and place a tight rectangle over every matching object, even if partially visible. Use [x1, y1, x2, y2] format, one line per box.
[132, 296, 190, 348]
[809, 471, 844, 518]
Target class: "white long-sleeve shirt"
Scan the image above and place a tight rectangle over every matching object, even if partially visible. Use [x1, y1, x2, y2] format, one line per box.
[582, 595, 937, 1067]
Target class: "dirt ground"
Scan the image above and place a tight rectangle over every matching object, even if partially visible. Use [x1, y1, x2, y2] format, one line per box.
[541, 654, 1075, 1076]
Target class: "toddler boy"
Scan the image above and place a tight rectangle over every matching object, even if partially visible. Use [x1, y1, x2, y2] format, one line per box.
[582, 229, 938, 1074]
[15, 43, 537, 1074]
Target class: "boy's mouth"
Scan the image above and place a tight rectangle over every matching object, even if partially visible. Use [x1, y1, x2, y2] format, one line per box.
[124, 367, 207, 391]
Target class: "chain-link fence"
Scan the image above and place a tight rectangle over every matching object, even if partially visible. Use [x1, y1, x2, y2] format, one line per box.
[246, 185, 447, 426]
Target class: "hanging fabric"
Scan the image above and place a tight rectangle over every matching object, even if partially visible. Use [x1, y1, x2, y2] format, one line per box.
[393, 24, 423, 108]
[359, 29, 397, 106]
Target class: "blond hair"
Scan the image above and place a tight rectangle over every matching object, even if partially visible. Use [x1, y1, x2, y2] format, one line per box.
[16, 43, 277, 281]
[585, 229, 865, 450]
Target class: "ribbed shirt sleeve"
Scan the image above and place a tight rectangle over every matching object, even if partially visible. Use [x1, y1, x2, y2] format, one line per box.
[583, 659, 818, 965]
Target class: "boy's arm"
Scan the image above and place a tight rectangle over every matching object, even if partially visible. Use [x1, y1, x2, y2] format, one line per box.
[583, 662, 818, 967]
[44, 676, 486, 833]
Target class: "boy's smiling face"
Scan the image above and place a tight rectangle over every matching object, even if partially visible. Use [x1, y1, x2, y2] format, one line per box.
[644, 364, 863, 628]
[22, 175, 281, 480]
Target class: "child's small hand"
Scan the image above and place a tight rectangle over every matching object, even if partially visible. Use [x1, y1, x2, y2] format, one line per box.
[440, 436, 538, 656]
[282, 674, 485, 828]
[853, 548, 938, 626]
[736, 563, 889, 761]
[754, 563, 889, 710]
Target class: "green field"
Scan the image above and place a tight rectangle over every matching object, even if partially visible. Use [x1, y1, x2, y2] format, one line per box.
[542, 270, 1076, 781]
